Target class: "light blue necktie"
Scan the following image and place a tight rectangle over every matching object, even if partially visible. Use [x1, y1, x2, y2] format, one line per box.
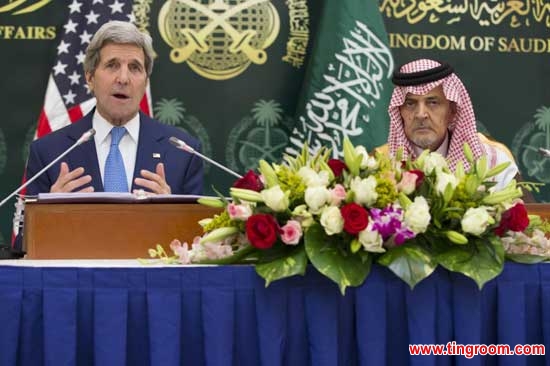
[104, 126, 128, 192]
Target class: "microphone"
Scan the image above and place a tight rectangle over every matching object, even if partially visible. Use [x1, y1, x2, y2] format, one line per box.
[169, 136, 243, 179]
[539, 147, 550, 158]
[0, 128, 96, 208]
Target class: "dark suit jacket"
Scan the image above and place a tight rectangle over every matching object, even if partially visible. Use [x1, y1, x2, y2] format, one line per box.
[25, 110, 203, 195]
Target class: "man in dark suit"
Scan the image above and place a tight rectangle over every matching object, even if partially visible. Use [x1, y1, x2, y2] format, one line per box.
[25, 20, 203, 196]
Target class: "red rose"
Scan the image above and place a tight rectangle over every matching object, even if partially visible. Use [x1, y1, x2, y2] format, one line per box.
[494, 203, 529, 236]
[246, 214, 280, 249]
[340, 203, 369, 235]
[233, 170, 264, 191]
[328, 159, 348, 177]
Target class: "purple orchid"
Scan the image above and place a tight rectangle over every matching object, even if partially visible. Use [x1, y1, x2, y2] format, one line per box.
[370, 205, 416, 245]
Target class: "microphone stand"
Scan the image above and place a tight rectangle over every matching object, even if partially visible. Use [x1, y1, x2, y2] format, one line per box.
[0, 129, 96, 208]
[1, 129, 95, 258]
[169, 136, 243, 179]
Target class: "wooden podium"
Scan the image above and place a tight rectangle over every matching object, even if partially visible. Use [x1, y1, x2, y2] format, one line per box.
[23, 201, 221, 259]
[22, 201, 550, 260]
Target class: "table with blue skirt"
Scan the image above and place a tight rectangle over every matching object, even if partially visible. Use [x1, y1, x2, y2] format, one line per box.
[0, 260, 547, 366]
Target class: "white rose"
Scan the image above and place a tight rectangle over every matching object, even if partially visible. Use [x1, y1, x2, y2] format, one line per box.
[350, 176, 378, 206]
[358, 225, 385, 253]
[354, 146, 380, 169]
[298, 167, 329, 187]
[320, 206, 344, 235]
[261, 185, 289, 212]
[423, 152, 448, 174]
[435, 170, 458, 195]
[305, 186, 331, 214]
[404, 196, 431, 233]
[461, 207, 494, 236]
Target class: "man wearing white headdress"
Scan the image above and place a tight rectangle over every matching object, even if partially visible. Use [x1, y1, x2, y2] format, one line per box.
[378, 58, 524, 193]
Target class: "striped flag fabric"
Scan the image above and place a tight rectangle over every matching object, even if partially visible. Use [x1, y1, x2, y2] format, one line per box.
[12, 0, 152, 243]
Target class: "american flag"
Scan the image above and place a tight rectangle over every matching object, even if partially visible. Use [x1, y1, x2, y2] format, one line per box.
[12, 0, 152, 242]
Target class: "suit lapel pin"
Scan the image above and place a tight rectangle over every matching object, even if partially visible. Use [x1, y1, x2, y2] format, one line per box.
[152, 153, 161, 159]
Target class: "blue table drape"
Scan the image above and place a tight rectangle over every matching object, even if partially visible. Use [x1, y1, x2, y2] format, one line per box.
[0, 263, 547, 366]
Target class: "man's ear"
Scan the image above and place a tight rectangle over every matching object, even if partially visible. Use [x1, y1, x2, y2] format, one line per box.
[85, 72, 93, 93]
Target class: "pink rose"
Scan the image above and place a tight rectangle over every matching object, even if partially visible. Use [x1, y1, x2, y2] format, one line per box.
[280, 220, 302, 245]
[397, 170, 424, 194]
[330, 184, 347, 205]
[227, 203, 252, 220]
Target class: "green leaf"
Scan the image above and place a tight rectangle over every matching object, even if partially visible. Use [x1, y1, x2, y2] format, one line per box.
[435, 236, 504, 289]
[305, 223, 371, 295]
[377, 241, 437, 289]
[398, 192, 412, 208]
[506, 253, 548, 264]
[350, 238, 361, 253]
[255, 246, 308, 286]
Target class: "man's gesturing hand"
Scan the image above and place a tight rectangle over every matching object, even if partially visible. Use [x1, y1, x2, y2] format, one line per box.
[50, 162, 94, 193]
[133, 162, 171, 194]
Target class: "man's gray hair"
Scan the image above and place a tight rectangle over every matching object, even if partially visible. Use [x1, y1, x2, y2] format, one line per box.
[84, 20, 155, 77]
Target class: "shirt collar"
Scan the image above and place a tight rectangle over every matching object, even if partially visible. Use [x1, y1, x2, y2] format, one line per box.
[92, 110, 140, 144]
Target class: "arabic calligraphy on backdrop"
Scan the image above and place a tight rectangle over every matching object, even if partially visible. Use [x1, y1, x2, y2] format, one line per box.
[282, 0, 309, 68]
[380, 0, 550, 28]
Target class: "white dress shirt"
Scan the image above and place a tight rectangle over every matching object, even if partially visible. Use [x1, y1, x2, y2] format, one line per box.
[93, 111, 140, 190]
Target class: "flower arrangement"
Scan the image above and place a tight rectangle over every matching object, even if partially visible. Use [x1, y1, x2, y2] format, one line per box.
[149, 138, 544, 294]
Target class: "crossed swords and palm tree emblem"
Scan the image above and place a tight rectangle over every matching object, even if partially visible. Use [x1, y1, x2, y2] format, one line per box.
[169, 0, 272, 65]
